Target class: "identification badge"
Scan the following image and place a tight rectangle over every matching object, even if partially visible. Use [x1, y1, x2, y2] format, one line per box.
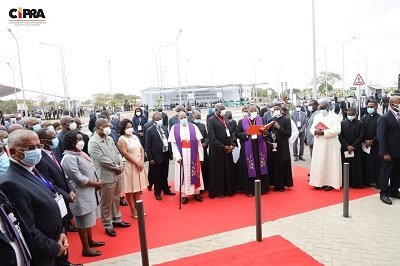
[251, 134, 258, 139]
[55, 194, 67, 218]
[226, 129, 231, 137]
[297, 121, 301, 128]
[162, 137, 169, 147]
[138, 125, 142, 131]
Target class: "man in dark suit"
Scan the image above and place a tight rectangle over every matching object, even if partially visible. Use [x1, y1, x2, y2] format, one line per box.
[157, 106, 169, 127]
[192, 111, 210, 190]
[145, 112, 175, 200]
[168, 105, 184, 130]
[36, 128, 77, 234]
[0, 191, 34, 266]
[291, 105, 307, 161]
[263, 106, 274, 124]
[377, 92, 400, 205]
[0, 129, 68, 266]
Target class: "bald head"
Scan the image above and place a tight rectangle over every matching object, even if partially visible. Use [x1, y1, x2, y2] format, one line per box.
[23, 117, 39, 129]
[7, 129, 39, 149]
[178, 111, 187, 120]
[8, 124, 24, 133]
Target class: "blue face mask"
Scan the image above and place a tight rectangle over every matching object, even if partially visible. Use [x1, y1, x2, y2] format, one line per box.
[50, 138, 59, 150]
[19, 148, 42, 167]
[348, 115, 355, 121]
[0, 152, 10, 173]
[320, 109, 328, 116]
[367, 108, 375, 114]
[180, 118, 188, 126]
[32, 124, 41, 132]
[193, 119, 201, 124]
[155, 120, 163, 127]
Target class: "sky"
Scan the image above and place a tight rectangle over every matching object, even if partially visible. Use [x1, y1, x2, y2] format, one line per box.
[0, 0, 400, 101]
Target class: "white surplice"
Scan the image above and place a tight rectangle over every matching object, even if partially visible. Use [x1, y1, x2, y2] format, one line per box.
[168, 124, 204, 196]
[309, 111, 342, 189]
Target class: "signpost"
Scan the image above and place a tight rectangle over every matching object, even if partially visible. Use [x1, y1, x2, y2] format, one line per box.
[353, 74, 365, 118]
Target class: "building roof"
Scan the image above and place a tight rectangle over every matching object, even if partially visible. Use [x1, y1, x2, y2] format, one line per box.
[0, 84, 20, 98]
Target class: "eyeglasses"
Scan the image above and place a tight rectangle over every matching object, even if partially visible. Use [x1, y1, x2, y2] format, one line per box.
[15, 144, 44, 151]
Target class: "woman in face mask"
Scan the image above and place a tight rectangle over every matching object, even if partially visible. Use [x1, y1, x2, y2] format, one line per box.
[61, 130, 104, 257]
[117, 119, 148, 218]
[132, 108, 148, 147]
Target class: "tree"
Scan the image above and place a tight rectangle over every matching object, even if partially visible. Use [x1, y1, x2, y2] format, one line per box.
[93, 93, 112, 107]
[0, 100, 17, 113]
[316, 71, 342, 96]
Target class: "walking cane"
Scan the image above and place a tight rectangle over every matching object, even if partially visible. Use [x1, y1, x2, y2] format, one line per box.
[179, 162, 183, 210]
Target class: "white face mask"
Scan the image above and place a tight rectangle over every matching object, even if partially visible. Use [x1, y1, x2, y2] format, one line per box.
[69, 122, 77, 130]
[295, 107, 301, 112]
[75, 140, 85, 151]
[103, 126, 112, 136]
[136, 112, 142, 117]
[48, 126, 55, 132]
[125, 127, 134, 135]
[250, 112, 258, 119]
[273, 110, 281, 117]
[220, 110, 226, 116]
[155, 120, 163, 127]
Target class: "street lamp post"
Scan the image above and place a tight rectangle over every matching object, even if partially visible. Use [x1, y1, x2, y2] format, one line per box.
[176, 29, 183, 104]
[342, 36, 357, 97]
[252, 59, 261, 100]
[39, 41, 70, 110]
[7, 28, 28, 116]
[6, 63, 18, 112]
[311, 0, 317, 99]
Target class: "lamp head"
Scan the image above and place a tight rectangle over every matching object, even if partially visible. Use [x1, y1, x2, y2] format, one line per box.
[7, 28, 12, 33]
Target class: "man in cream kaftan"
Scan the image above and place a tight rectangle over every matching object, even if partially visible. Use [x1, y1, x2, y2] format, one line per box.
[309, 100, 342, 190]
[168, 111, 204, 204]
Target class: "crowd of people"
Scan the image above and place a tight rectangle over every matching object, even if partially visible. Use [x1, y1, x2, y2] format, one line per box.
[0, 90, 399, 265]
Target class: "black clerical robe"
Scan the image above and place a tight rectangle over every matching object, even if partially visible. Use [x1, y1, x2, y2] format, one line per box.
[339, 119, 365, 188]
[267, 115, 293, 190]
[207, 114, 236, 198]
[361, 113, 381, 186]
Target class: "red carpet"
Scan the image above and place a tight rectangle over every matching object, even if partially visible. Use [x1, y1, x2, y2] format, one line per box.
[68, 166, 375, 263]
[155, 235, 323, 266]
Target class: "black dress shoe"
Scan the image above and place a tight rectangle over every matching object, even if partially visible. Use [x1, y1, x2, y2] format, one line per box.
[299, 156, 306, 161]
[67, 224, 78, 232]
[380, 195, 392, 205]
[323, 186, 334, 191]
[389, 192, 400, 199]
[120, 197, 128, 206]
[294, 156, 299, 161]
[82, 250, 102, 257]
[182, 197, 189, 204]
[69, 263, 84, 266]
[113, 221, 131, 228]
[147, 185, 152, 191]
[89, 241, 105, 247]
[217, 195, 225, 198]
[155, 195, 162, 200]
[193, 194, 203, 202]
[105, 228, 116, 237]
[164, 191, 176, 196]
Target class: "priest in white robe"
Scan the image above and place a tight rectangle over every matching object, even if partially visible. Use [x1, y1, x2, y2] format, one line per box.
[309, 99, 342, 191]
[169, 111, 204, 204]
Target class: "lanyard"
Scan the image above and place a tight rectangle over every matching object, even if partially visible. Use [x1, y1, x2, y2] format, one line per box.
[32, 169, 57, 195]
[215, 114, 227, 128]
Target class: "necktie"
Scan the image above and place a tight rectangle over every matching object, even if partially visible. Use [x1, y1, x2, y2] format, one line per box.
[0, 204, 31, 265]
[50, 151, 62, 171]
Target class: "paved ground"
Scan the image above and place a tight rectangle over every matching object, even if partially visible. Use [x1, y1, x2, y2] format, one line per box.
[77, 107, 399, 266]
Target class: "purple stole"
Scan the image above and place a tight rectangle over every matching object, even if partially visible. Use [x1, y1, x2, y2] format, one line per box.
[241, 116, 268, 178]
[174, 123, 199, 185]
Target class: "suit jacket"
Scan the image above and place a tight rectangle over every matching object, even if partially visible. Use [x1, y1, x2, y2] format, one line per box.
[377, 110, 400, 159]
[88, 132, 124, 184]
[132, 116, 148, 133]
[0, 161, 63, 266]
[168, 115, 179, 130]
[36, 150, 74, 202]
[263, 111, 273, 123]
[161, 112, 169, 127]
[0, 191, 35, 266]
[194, 122, 209, 147]
[305, 110, 318, 146]
[291, 111, 307, 133]
[145, 125, 172, 164]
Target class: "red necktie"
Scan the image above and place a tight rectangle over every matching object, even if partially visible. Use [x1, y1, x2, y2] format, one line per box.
[50, 152, 62, 171]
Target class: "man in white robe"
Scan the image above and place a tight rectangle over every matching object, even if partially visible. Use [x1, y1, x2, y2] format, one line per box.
[309, 99, 342, 191]
[169, 111, 204, 204]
